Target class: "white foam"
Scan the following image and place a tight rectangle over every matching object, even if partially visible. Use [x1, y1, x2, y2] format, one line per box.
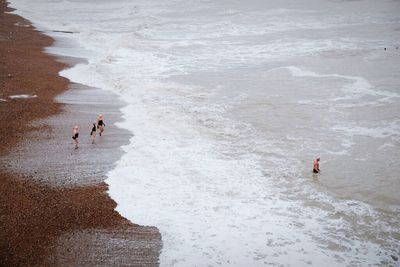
[284, 65, 400, 101]
[9, 94, 37, 99]
[106, 97, 391, 266]
[14, 21, 30, 27]
[284, 65, 400, 155]
[333, 120, 400, 139]
[378, 142, 395, 151]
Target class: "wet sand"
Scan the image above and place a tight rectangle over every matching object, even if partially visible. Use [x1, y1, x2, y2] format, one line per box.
[0, 1, 161, 266]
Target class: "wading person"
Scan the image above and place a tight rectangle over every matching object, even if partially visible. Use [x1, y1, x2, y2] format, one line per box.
[72, 125, 79, 149]
[313, 157, 320, 174]
[97, 114, 105, 136]
[90, 122, 96, 144]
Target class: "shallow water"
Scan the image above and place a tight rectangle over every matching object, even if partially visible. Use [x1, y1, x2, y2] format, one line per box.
[9, 0, 400, 266]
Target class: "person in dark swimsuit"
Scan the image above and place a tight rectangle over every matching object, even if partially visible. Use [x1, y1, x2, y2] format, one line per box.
[90, 122, 96, 144]
[313, 157, 320, 173]
[97, 114, 105, 136]
[72, 125, 79, 148]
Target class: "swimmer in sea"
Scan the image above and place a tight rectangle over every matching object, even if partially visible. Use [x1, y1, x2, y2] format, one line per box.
[97, 114, 105, 136]
[72, 125, 79, 149]
[313, 157, 320, 174]
[90, 122, 96, 144]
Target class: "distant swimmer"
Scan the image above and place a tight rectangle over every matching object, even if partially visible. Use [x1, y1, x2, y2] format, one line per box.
[72, 125, 79, 149]
[313, 157, 320, 173]
[97, 114, 105, 136]
[90, 122, 96, 144]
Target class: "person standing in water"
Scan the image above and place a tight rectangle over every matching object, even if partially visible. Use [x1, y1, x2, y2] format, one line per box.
[72, 125, 79, 149]
[90, 122, 96, 144]
[313, 157, 320, 173]
[97, 114, 105, 136]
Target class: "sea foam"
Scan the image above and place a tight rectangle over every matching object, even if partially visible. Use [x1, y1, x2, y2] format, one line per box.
[8, 0, 400, 266]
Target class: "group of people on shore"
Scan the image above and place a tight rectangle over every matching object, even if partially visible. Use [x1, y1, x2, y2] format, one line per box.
[72, 114, 105, 149]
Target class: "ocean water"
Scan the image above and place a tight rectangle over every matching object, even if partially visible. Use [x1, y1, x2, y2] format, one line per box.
[9, 0, 400, 266]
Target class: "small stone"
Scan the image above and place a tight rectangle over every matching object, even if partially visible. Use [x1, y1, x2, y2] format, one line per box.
[7, 73, 13, 78]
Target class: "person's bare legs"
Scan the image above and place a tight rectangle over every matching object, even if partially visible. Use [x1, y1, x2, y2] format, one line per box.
[72, 125, 79, 149]
[97, 114, 105, 136]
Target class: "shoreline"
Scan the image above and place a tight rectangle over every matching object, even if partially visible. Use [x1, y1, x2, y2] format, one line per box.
[0, 1, 161, 266]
